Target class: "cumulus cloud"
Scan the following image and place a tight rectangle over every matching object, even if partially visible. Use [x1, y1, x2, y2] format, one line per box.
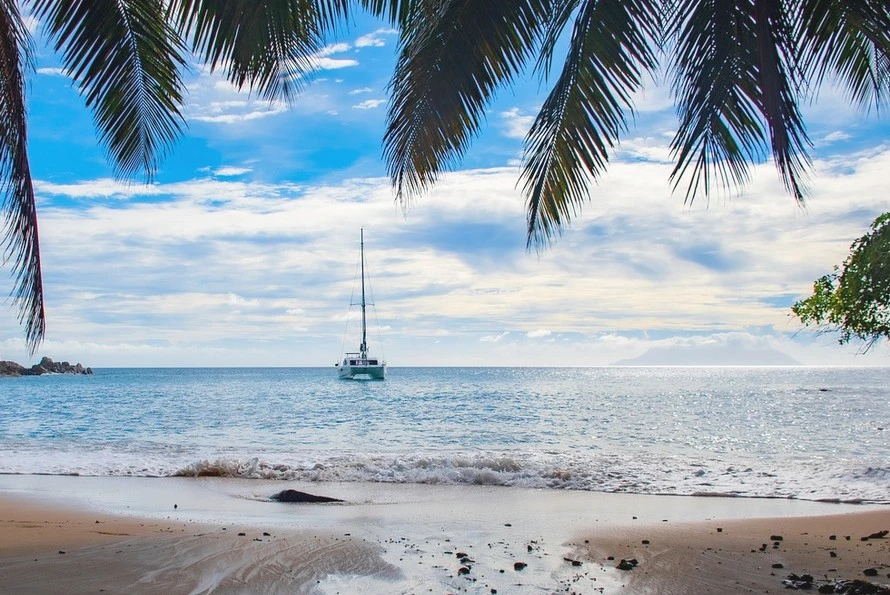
[500, 108, 535, 139]
[527, 329, 551, 338]
[353, 99, 385, 110]
[355, 29, 397, 48]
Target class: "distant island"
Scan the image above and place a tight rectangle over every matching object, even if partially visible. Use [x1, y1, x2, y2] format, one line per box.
[613, 344, 801, 366]
[0, 356, 93, 377]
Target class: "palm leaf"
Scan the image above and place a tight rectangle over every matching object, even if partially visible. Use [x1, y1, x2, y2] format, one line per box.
[522, 0, 660, 247]
[798, 0, 890, 110]
[0, 0, 44, 353]
[170, 0, 346, 103]
[668, 0, 810, 204]
[383, 0, 551, 203]
[32, 0, 187, 180]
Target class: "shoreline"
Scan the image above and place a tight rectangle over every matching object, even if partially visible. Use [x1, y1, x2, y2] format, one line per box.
[1, 475, 888, 594]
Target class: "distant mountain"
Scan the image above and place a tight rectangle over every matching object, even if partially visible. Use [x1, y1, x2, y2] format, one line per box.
[613, 344, 801, 366]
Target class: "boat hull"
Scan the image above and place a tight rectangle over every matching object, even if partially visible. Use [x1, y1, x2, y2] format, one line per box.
[338, 363, 386, 380]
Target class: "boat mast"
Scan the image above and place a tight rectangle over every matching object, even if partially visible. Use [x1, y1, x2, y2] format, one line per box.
[360, 228, 368, 359]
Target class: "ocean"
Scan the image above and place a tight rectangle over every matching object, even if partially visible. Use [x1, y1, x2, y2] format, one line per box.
[1, 366, 887, 503]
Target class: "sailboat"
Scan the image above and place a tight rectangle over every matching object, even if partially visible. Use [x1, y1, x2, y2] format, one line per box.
[336, 229, 386, 380]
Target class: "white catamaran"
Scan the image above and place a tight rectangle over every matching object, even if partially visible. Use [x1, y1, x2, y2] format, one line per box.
[337, 229, 386, 380]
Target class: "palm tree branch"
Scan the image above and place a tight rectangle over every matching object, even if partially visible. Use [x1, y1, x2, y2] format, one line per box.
[383, 0, 550, 203]
[668, 0, 809, 203]
[32, 0, 187, 180]
[0, 0, 44, 353]
[798, 0, 890, 110]
[170, 0, 342, 103]
[522, 0, 660, 247]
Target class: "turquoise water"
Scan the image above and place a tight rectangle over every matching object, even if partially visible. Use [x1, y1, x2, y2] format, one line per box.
[1, 366, 887, 502]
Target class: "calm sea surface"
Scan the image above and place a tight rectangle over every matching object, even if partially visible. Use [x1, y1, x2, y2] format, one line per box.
[1, 367, 887, 502]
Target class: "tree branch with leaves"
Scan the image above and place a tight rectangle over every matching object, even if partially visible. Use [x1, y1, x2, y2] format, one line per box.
[792, 212, 890, 351]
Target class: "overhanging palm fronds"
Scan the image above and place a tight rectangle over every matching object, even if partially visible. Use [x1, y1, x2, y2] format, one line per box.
[0, 0, 44, 353]
[798, 0, 890, 110]
[522, 0, 660, 247]
[170, 0, 343, 104]
[384, 0, 551, 203]
[32, 0, 187, 180]
[668, 0, 810, 204]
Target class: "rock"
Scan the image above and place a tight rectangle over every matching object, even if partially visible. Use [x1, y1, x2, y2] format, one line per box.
[616, 558, 638, 571]
[270, 489, 343, 503]
[513, 562, 527, 571]
[863, 568, 878, 577]
[865, 530, 888, 540]
[770, 535, 784, 541]
[0, 357, 93, 377]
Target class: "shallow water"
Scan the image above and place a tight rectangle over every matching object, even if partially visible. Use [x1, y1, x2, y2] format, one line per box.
[1, 366, 888, 501]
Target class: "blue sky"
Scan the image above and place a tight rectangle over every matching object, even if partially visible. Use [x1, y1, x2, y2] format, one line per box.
[2, 11, 890, 367]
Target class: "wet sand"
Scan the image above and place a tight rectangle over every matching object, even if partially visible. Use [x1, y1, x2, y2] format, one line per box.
[0, 475, 887, 594]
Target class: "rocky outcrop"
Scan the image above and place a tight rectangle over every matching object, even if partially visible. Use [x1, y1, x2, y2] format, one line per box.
[0, 356, 93, 377]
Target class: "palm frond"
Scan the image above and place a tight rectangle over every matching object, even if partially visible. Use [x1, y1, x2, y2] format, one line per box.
[32, 0, 187, 180]
[170, 0, 343, 103]
[0, 0, 44, 353]
[522, 0, 660, 247]
[798, 0, 890, 110]
[668, 0, 810, 204]
[384, 0, 551, 204]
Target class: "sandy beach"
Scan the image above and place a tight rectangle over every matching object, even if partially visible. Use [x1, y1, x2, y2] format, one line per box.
[0, 475, 887, 594]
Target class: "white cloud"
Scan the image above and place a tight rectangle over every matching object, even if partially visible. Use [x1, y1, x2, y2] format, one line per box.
[349, 87, 374, 95]
[6, 146, 890, 366]
[353, 99, 385, 110]
[36, 67, 66, 77]
[500, 108, 534, 139]
[355, 28, 397, 48]
[214, 166, 252, 177]
[481, 332, 510, 343]
[821, 131, 852, 143]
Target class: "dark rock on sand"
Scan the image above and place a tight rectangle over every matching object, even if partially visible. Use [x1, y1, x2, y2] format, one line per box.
[616, 558, 639, 571]
[270, 489, 344, 503]
[0, 356, 93, 377]
[513, 562, 527, 571]
[864, 530, 888, 540]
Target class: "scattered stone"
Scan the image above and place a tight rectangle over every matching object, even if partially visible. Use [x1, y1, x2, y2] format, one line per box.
[642, 539, 650, 545]
[830, 535, 837, 541]
[616, 558, 638, 571]
[563, 557, 582, 567]
[865, 530, 888, 540]
[513, 562, 527, 571]
[270, 489, 343, 503]
[830, 551, 837, 558]
[770, 535, 784, 541]
[772, 563, 784, 569]
[717, 528, 723, 533]
[458, 566, 470, 575]
[783, 573, 815, 590]
[863, 568, 878, 577]
[237, 532, 246, 536]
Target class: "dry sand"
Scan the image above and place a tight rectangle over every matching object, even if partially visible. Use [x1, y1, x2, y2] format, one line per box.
[0, 477, 887, 594]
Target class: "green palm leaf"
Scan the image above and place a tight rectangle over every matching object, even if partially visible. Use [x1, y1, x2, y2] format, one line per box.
[32, 0, 187, 180]
[668, 0, 810, 204]
[0, 0, 44, 353]
[798, 0, 890, 110]
[522, 0, 660, 247]
[384, 0, 551, 203]
[170, 0, 347, 103]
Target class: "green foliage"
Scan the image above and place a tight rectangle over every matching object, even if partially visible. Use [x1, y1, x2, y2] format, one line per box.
[792, 213, 890, 350]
